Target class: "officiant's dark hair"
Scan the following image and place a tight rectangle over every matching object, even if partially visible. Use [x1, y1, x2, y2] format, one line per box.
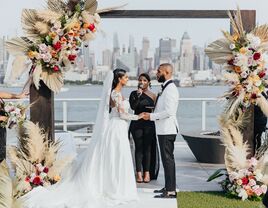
[112, 68, 127, 91]
[109, 68, 127, 113]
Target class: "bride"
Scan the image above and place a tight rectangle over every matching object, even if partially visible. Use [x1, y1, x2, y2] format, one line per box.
[23, 69, 144, 208]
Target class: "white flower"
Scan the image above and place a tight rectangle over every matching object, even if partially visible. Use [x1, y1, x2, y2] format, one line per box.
[42, 53, 52, 63]
[230, 44, 236, 50]
[241, 71, 249, 79]
[53, 21, 62, 29]
[254, 169, 263, 181]
[39, 44, 48, 52]
[234, 54, 248, 67]
[236, 179, 243, 186]
[261, 185, 267, 193]
[254, 80, 262, 87]
[237, 188, 248, 201]
[249, 179, 256, 186]
[247, 34, 261, 49]
[40, 172, 47, 178]
[229, 172, 239, 182]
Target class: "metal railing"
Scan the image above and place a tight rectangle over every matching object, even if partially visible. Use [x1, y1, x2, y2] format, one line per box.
[54, 98, 219, 131]
[6, 97, 219, 132]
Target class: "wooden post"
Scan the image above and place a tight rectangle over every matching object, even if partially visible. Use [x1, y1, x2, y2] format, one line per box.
[30, 81, 55, 141]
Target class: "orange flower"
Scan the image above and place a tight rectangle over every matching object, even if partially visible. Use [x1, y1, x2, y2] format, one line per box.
[234, 66, 242, 73]
[28, 51, 38, 59]
[246, 189, 254, 196]
[72, 22, 81, 31]
[239, 47, 247, 54]
[68, 30, 74, 37]
[232, 33, 239, 41]
[53, 175, 61, 182]
[49, 32, 57, 39]
[83, 23, 90, 29]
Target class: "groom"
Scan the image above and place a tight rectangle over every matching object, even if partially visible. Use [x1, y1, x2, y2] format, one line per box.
[143, 63, 179, 198]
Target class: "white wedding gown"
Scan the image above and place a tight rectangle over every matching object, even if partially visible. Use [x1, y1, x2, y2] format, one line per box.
[23, 72, 139, 208]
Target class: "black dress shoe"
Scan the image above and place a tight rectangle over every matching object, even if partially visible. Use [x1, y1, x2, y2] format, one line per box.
[153, 188, 166, 193]
[154, 192, 177, 199]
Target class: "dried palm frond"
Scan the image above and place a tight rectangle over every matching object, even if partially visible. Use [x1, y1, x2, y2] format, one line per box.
[32, 64, 43, 90]
[221, 126, 249, 172]
[23, 121, 46, 163]
[5, 37, 32, 56]
[251, 24, 268, 43]
[47, 156, 73, 178]
[47, 0, 66, 13]
[97, 4, 128, 14]
[204, 38, 233, 64]
[222, 30, 235, 43]
[41, 71, 64, 93]
[36, 10, 62, 23]
[84, 0, 98, 14]
[9, 55, 30, 82]
[21, 9, 45, 41]
[225, 91, 246, 120]
[34, 21, 50, 35]
[0, 160, 22, 208]
[223, 72, 239, 83]
[256, 94, 268, 117]
[43, 139, 61, 167]
[7, 146, 20, 169]
[14, 159, 35, 179]
[227, 7, 244, 37]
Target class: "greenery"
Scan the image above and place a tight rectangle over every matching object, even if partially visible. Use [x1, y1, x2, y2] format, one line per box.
[177, 192, 264, 208]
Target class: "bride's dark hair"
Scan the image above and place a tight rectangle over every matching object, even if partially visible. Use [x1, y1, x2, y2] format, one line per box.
[109, 68, 127, 113]
[111, 68, 127, 90]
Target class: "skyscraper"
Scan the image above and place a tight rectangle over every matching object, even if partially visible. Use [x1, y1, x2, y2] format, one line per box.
[193, 46, 204, 71]
[112, 32, 120, 69]
[159, 38, 172, 64]
[102, 49, 112, 67]
[179, 32, 194, 75]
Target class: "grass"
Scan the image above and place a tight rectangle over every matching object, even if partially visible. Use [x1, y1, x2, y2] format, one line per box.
[177, 192, 264, 208]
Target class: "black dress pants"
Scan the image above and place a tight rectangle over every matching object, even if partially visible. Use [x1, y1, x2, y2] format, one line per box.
[158, 134, 176, 192]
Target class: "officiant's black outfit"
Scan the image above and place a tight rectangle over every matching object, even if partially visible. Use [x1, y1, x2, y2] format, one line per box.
[129, 91, 159, 180]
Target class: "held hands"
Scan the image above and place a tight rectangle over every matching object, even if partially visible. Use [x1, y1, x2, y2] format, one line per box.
[138, 112, 150, 120]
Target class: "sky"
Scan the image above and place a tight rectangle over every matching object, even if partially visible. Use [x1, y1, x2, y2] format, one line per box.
[0, 0, 268, 63]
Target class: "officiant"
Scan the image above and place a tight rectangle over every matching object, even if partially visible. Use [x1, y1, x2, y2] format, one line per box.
[129, 73, 159, 183]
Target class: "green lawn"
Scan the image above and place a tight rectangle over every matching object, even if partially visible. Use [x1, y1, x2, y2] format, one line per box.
[177, 192, 264, 208]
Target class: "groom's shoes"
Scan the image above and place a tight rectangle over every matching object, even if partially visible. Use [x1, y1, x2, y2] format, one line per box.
[153, 187, 166, 193]
[154, 191, 177, 199]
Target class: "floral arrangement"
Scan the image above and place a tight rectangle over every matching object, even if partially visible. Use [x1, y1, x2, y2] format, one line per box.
[211, 158, 267, 201]
[206, 8, 268, 201]
[0, 102, 27, 129]
[5, 0, 111, 93]
[1, 121, 73, 199]
[205, 8, 268, 119]
[226, 33, 268, 109]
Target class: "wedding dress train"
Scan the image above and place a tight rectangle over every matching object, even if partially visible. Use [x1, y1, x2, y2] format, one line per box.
[23, 71, 139, 208]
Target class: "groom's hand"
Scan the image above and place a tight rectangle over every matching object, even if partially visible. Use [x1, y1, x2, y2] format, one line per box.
[143, 113, 150, 120]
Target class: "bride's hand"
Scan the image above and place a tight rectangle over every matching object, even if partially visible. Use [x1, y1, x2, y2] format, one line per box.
[138, 113, 145, 120]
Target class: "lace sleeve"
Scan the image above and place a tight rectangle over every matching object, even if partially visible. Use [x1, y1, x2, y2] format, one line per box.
[111, 91, 139, 121]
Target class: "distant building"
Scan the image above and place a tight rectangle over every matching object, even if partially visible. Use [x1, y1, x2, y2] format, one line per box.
[193, 46, 204, 71]
[179, 32, 194, 75]
[159, 38, 172, 64]
[91, 65, 111, 82]
[102, 49, 112, 67]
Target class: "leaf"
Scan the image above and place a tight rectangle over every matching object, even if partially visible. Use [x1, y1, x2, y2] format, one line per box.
[0, 161, 13, 208]
[41, 71, 64, 93]
[32, 64, 43, 90]
[9, 55, 30, 82]
[205, 38, 233, 64]
[5, 37, 32, 56]
[207, 168, 227, 182]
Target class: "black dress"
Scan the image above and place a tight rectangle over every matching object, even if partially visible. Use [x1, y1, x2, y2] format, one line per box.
[0, 99, 6, 163]
[129, 90, 159, 180]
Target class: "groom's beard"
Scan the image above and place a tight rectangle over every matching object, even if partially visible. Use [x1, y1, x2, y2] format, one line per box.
[157, 75, 166, 83]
